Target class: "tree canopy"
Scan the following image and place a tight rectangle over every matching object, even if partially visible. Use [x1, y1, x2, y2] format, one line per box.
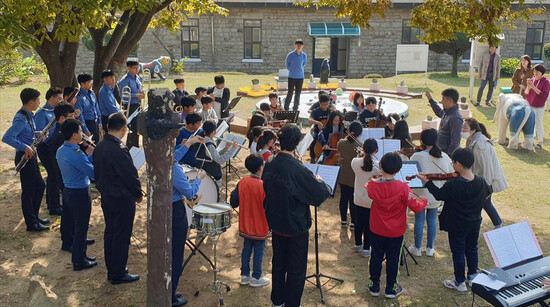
[296, 0, 546, 45]
[428, 32, 471, 77]
[0, 0, 226, 88]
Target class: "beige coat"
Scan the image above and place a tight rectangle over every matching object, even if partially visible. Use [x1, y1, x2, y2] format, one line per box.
[466, 131, 509, 193]
[479, 52, 501, 81]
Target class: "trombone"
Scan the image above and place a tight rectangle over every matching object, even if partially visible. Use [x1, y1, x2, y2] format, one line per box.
[142, 68, 151, 108]
[121, 86, 132, 118]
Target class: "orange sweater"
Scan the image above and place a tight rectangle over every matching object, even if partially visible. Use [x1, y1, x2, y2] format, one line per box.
[236, 176, 269, 240]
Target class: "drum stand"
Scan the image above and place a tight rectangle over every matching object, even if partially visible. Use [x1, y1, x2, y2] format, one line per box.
[182, 235, 214, 272]
[194, 232, 230, 306]
[305, 206, 344, 304]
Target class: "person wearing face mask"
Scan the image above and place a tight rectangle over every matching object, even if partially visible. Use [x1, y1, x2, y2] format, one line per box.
[462, 118, 507, 229]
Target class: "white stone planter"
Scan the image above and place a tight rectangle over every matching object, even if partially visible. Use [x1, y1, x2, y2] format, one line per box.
[397, 85, 408, 95]
[370, 83, 380, 92]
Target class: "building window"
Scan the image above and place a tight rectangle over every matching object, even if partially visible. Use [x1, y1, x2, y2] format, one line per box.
[244, 20, 261, 59]
[402, 20, 420, 44]
[181, 19, 199, 58]
[526, 21, 545, 60]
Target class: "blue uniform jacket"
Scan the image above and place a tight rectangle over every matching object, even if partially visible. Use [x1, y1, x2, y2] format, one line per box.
[98, 84, 121, 117]
[56, 142, 94, 189]
[2, 108, 36, 151]
[34, 103, 56, 143]
[173, 145, 201, 202]
[118, 72, 143, 105]
[77, 88, 102, 126]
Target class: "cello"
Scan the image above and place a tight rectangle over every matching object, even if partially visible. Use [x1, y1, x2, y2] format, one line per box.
[368, 97, 387, 128]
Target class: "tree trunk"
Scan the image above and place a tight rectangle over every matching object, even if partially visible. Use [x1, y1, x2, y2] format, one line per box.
[34, 40, 79, 88]
[452, 55, 459, 77]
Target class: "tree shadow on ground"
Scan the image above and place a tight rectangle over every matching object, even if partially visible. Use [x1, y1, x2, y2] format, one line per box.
[428, 73, 477, 88]
[501, 144, 550, 166]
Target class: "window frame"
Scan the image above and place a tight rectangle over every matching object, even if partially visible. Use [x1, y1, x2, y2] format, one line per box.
[401, 19, 420, 44]
[181, 19, 200, 59]
[243, 19, 262, 59]
[525, 21, 545, 61]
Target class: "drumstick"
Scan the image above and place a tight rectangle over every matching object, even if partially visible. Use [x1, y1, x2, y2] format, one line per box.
[201, 203, 231, 211]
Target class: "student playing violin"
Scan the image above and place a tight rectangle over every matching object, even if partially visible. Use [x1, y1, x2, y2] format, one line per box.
[359, 96, 387, 126]
[408, 129, 454, 257]
[317, 110, 345, 164]
[337, 121, 363, 229]
[256, 130, 277, 162]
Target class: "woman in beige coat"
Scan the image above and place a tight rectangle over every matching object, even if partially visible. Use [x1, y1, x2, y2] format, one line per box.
[511, 55, 534, 97]
[463, 118, 508, 228]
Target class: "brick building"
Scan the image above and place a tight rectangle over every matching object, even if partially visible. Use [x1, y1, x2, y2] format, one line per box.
[75, 0, 550, 78]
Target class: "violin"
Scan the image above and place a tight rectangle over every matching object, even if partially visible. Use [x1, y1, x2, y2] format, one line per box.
[406, 172, 460, 181]
[398, 146, 424, 158]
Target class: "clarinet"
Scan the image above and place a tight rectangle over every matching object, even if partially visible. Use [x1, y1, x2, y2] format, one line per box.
[13, 117, 56, 175]
[13, 88, 79, 175]
[81, 133, 96, 148]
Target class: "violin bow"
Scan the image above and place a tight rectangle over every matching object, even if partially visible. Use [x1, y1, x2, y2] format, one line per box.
[432, 161, 447, 173]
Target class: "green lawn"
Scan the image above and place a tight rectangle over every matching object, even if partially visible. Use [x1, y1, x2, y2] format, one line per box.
[1, 72, 549, 306]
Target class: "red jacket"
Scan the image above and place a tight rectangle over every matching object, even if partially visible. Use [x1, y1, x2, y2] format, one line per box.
[366, 179, 427, 238]
[233, 176, 269, 240]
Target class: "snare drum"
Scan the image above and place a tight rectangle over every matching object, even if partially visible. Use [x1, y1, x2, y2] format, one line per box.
[180, 164, 220, 226]
[191, 203, 232, 233]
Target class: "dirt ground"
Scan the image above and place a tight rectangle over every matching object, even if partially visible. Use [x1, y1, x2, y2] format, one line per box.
[0, 131, 512, 307]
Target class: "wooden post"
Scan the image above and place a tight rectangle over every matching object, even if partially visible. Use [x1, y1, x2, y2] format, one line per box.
[137, 88, 182, 307]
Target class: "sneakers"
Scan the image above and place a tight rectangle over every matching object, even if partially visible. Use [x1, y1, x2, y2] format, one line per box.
[341, 221, 348, 228]
[408, 245, 421, 257]
[426, 247, 435, 257]
[485, 101, 492, 106]
[250, 276, 271, 287]
[361, 249, 371, 258]
[240, 275, 251, 285]
[473, 101, 481, 106]
[535, 144, 543, 149]
[369, 284, 380, 297]
[385, 285, 403, 298]
[443, 279, 467, 292]
[354, 245, 362, 253]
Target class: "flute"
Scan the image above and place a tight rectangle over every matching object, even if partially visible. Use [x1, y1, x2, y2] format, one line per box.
[217, 137, 248, 149]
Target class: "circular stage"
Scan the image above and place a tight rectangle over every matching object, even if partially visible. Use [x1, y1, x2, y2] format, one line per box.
[256, 91, 409, 121]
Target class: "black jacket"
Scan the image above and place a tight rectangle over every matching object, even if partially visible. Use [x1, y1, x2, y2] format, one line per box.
[262, 152, 331, 236]
[207, 87, 230, 118]
[172, 89, 189, 107]
[93, 134, 142, 200]
[426, 175, 492, 235]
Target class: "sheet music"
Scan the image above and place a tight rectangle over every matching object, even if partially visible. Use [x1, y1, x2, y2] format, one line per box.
[129, 147, 146, 171]
[215, 120, 229, 139]
[296, 132, 314, 158]
[509, 221, 543, 261]
[358, 128, 385, 143]
[486, 228, 522, 268]
[216, 133, 246, 159]
[304, 163, 318, 174]
[399, 162, 424, 188]
[484, 221, 543, 268]
[315, 164, 340, 196]
[472, 273, 506, 291]
[373, 139, 401, 161]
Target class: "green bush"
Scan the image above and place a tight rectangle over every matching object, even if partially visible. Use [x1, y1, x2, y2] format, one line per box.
[500, 58, 520, 77]
[544, 43, 550, 60]
[364, 73, 383, 79]
[170, 59, 184, 74]
[0, 50, 47, 84]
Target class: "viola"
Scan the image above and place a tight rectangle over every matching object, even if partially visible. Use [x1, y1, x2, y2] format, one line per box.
[406, 172, 460, 181]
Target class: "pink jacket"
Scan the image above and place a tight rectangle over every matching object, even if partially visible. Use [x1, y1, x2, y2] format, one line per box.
[525, 76, 550, 108]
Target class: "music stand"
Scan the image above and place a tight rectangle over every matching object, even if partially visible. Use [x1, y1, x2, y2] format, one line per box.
[344, 111, 358, 122]
[274, 110, 300, 123]
[221, 99, 242, 201]
[306, 206, 344, 304]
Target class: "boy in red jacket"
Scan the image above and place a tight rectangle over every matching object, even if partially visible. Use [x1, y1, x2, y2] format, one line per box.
[366, 152, 428, 298]
[230, 154, 271, 287]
